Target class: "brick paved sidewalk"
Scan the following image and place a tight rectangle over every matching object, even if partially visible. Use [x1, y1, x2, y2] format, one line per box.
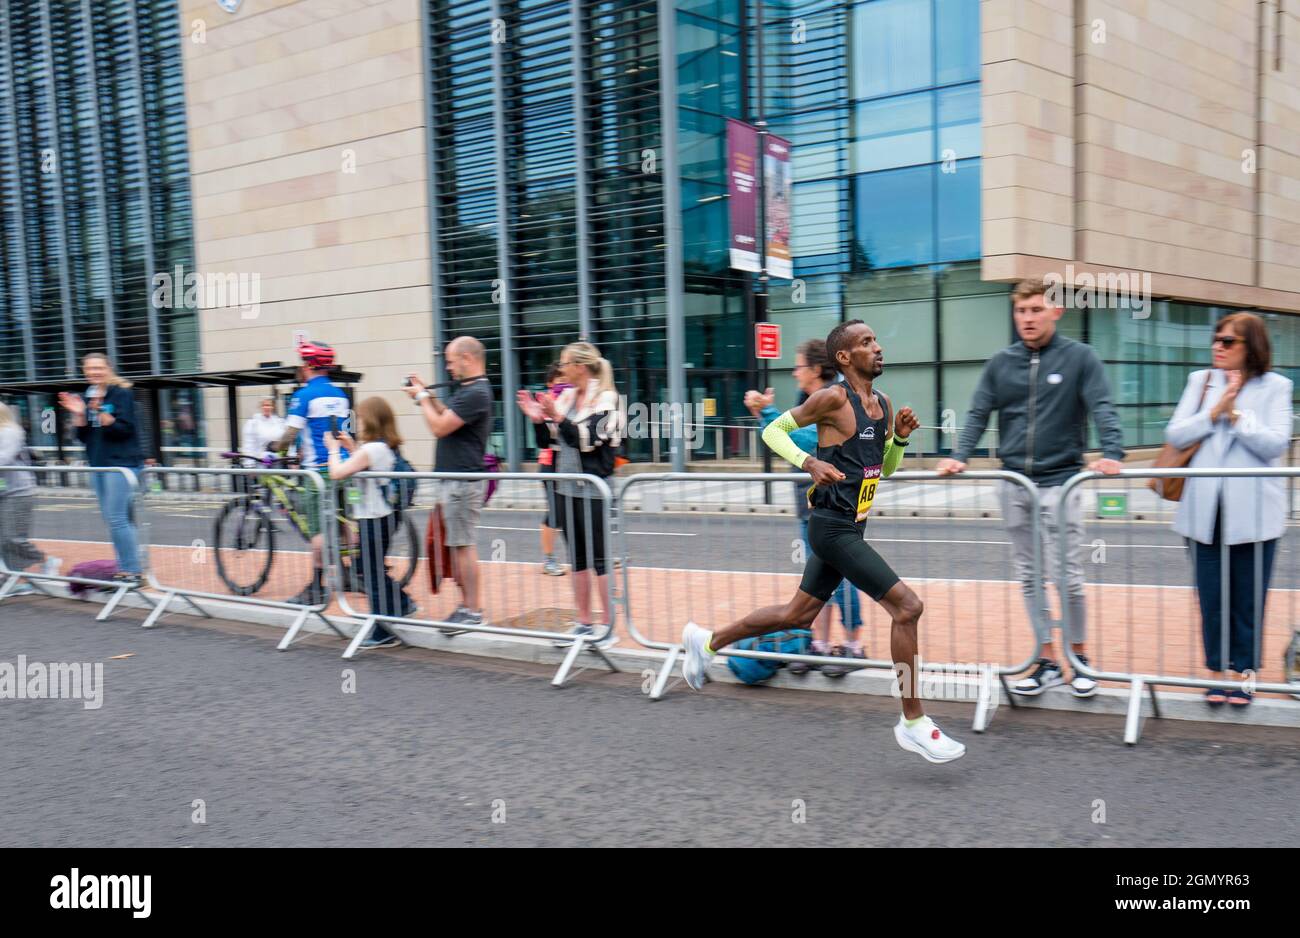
[18, 537, 1297, 694]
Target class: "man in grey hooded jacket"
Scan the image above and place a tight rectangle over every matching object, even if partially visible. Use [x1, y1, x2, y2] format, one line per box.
[937, 278, 1125, 697]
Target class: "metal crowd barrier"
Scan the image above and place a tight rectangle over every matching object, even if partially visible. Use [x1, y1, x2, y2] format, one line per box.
[616, 470, 1046, 731]
[329, 470, 622, 687]
[136, 465, 348, 648]
[0, 465, 158, 621]
[1057, 467, 1300, 744]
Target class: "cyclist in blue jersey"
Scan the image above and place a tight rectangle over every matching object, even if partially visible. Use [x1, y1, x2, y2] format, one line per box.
[275, 342, 352, 605]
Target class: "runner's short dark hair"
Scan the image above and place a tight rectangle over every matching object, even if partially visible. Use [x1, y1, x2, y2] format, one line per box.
[825, 320, 865, 373]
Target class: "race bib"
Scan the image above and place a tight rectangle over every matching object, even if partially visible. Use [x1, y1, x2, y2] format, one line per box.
[856, 465, 882, 521]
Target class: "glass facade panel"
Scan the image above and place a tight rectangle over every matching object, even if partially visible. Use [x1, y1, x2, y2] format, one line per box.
[0, 0, 196, 384]
[940, 292, 1010, 361]
[857, 300, 935, 363]
[936, 160, 980, 260]
[877, 364, 936, 425]
[936, 85, 980, 160]
[934, 0, 981, 85]
[851, 0, 933, 100]
[941, 362, 984, 430]
[853, 166, 934, 269]
[851, 93, 933, 173]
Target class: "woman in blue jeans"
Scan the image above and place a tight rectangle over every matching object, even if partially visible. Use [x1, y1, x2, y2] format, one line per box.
[58, 353, 144, 584]
[746, 338, 865, 677]
[1165, 313, 1293, 707]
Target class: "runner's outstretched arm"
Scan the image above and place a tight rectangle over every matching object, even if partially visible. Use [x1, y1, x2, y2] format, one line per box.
[760, 386, 846, 479]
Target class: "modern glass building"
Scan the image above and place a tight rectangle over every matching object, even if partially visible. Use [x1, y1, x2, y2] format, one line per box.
[422, 0, 990, 462]
[0, 0, 198, 447]
[421, 0, 1300, 462]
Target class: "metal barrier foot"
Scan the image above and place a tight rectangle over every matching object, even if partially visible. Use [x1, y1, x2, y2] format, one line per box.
[341, 616, 377, 660]
[1123, 678, 1146, 746]
[551, 635, 588, 687]
[972, 665, 1001, 733]
[999, 674, 1018, 709]
[649, 646, 681, 700]
[551, 632, 623, 687]
[0, 573, 19, 601]
[141, 591, 175, 629]
[183, 596, 212, 619]
[277, 608, 311, 651]
[317, 611, 350, 640]
[96, 585, 136, 622]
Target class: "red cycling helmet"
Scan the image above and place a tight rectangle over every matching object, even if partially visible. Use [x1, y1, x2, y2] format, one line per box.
[298, 342, 336, 368]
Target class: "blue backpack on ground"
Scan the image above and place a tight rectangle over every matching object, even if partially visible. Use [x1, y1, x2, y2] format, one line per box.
[386, 449, 417, 513]
[726, 629, 812, 685]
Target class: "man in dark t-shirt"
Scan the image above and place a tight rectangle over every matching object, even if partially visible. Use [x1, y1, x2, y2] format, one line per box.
[406, 336, 494, 626]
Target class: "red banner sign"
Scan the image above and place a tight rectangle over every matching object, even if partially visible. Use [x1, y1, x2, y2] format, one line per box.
[763, 134, 793, 280]
[727, 119, 760, 273]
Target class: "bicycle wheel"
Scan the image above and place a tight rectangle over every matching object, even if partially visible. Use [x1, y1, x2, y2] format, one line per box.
[340, 516, 418, 594]
[213, 496, 275, 596]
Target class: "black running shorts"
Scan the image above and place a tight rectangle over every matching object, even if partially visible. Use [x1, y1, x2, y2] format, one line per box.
[799, 509, 900, 602]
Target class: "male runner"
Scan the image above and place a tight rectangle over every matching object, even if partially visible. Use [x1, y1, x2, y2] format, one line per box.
[680, 320, 966, 764]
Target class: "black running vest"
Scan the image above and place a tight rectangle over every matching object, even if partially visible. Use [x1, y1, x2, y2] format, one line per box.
[808, 387, 891, 521]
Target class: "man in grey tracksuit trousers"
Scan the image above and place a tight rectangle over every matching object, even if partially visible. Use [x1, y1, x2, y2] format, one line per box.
[937, 279, 1126, 697]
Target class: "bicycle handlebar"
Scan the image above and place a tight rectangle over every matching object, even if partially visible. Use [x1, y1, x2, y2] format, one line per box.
[221, 451, 299, 468]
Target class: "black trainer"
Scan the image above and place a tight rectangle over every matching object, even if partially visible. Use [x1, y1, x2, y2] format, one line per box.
[1012, 657, 1064, 696]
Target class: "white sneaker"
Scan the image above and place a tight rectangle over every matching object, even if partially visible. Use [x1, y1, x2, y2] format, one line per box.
[1070, 654, 1098, 698]
[41, 556, 62, 578]
[894, 715, 966, 764]
[681, 621, 714, 691]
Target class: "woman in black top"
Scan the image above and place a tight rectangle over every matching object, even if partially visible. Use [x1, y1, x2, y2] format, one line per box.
[58, 353, 144, 582]
[519, 362, 569, 577]
[516, 342, 622, 641]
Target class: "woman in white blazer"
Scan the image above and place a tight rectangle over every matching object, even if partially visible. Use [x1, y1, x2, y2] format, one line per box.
[1165, 312, 1294, 706]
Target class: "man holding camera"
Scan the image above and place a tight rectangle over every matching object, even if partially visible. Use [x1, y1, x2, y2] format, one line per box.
[406, 336, 494, 627]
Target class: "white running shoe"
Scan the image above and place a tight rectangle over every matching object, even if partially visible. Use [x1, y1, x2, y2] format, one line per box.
[681, 621, 714, 691]
[894, 715, 966, 764]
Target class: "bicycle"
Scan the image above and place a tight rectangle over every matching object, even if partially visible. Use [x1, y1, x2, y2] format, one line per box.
[213, 452, 419, 598]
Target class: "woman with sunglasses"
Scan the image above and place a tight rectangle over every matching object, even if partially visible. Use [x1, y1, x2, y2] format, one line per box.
[1166, 312, 1294, 706]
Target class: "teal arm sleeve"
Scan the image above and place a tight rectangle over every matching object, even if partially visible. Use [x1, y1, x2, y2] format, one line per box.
[882, 436, 905, 478]
[761, 410, 810, 469]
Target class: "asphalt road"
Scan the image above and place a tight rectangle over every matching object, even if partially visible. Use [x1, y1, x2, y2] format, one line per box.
[29, 497, 1300, 589]
[2, 599, 1298, 847]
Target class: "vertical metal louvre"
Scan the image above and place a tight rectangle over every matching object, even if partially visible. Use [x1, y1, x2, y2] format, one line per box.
[0, 0, 196, 384]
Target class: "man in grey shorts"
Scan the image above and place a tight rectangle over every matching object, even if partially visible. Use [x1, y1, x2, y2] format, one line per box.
[937, 278, 1125, 698]
[407, 336, 494, 627]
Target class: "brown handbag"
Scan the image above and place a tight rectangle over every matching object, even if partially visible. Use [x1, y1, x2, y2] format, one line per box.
[1148, 372, 1212, 502]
